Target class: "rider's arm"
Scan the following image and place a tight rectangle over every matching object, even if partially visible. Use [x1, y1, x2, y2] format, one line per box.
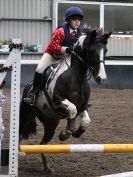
[45, 27, 67, 55]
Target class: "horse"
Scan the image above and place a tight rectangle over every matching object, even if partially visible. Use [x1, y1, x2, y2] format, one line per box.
[19, 29, 111, 174]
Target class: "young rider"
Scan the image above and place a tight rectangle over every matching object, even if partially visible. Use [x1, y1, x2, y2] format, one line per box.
[24, 6, 84, 105]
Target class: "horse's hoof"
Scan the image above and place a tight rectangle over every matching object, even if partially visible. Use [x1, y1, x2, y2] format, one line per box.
[44, 165, 55, 175]
[72, 127, 85, 138]
[88, 102, 92, 107]
[59, 130, 72, 141]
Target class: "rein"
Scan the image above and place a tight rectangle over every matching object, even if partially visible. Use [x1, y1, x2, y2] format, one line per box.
[70, 49, 105, 81]
[65, 51, 92, 82]
[71, 51, 86, 65]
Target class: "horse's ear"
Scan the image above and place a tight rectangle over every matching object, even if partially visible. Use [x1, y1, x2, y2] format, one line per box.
[103, 32, 112, 39]
[90, 30, 97, 41]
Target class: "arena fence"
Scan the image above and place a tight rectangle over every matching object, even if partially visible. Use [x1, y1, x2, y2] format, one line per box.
[0, 40, 21, 177]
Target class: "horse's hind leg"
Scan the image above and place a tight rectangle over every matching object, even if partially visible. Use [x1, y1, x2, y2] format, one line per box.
[38, 115, 59, 174]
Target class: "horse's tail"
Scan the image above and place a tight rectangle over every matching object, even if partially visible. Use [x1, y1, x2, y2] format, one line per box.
[19, 83, 37, 140]
[19, 101, 37, 140]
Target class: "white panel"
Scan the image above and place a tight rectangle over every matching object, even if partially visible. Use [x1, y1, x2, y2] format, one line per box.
[0, 0, 52, 52]
[27, 0, 32, 18]
[107, 36, 133, 56]
[23, 0, 27, 18]
[0, 54, 43, 61]
[0, 0, 51, 18]
[33, 0, 37, 18]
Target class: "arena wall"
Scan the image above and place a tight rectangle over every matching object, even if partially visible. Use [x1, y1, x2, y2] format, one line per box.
[3, 64, 133, 89]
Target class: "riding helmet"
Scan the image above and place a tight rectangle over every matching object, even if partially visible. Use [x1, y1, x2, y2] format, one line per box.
[65, 7, 84, 21]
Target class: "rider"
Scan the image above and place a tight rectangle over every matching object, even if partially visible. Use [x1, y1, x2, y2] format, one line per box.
[24, 6, 84, 105]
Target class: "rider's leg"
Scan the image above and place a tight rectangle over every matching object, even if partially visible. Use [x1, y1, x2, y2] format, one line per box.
[24, 53, 56, 105]
[36, 53, 55, 74]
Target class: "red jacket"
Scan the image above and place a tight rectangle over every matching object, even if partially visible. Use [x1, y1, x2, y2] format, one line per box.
[45, 27, 65, 55]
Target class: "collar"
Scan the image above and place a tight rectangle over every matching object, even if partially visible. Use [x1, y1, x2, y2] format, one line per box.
[69, 27, 77, 34]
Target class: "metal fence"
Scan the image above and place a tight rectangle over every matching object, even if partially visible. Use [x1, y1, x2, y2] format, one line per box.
[0, 0, 52, 48]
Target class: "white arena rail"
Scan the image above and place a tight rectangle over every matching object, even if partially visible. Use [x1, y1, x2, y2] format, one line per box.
[98, 171, 133, 177]
[0, 39, 21, 177]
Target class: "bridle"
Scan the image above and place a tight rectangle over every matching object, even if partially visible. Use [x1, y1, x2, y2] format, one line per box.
[65, 36, 106, 82]
[71, 47, 105, 75]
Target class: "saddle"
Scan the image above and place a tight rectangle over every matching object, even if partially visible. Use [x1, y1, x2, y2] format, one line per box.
[41, 59, 67, 90]
[24, 57, 69, 106]
[42, 66, 56, 90]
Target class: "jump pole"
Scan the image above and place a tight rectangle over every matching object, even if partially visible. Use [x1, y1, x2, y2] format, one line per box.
[20, 144, 133, 177]
[19, 144, 133, 154]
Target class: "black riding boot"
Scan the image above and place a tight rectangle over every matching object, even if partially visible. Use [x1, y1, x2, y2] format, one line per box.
[24, 72, 42, 105]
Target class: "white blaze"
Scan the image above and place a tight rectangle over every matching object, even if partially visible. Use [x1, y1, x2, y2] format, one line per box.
[98, 49, 107, 80]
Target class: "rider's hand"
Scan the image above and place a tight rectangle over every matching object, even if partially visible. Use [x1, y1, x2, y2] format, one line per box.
[66, 46, 73, 54]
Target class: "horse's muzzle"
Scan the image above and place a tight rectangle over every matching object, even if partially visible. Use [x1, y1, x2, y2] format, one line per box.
[96, 75, 107, 84]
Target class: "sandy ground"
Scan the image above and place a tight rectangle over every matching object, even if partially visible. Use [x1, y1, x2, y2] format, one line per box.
[1, 87, 133, 177]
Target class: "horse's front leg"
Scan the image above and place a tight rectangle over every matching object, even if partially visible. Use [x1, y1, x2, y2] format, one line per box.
[56, 99, 77, 141]
[72, 110, 91, 138]
[54, 99, 77, 119]
[59, 118, 76, 141]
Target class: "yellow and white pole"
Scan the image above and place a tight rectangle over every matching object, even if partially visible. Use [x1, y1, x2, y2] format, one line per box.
[19, 144, 133, 154]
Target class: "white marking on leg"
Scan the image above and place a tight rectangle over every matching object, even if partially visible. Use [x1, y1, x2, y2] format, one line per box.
[62, 99, 77, 119]
[80, 110, 91, 130]
[98, 49, 107, 80]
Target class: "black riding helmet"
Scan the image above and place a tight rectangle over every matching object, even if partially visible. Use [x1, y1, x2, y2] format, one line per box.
[65, 7, 84, 22]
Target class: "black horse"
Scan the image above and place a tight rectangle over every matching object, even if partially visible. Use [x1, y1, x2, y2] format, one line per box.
[19, 29, 111, 173]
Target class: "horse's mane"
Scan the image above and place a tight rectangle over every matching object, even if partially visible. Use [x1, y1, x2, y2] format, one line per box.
[82, 27, 108, 44]
[95, 28, 108, 44]
[74, 27, 110, 54]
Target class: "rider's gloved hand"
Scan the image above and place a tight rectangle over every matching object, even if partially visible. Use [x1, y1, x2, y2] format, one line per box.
[66, 46, 73, 54]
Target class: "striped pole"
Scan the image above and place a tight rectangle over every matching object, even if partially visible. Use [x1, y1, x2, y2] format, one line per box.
[19, 144, 133, 154]
[98, 171, 133, 177]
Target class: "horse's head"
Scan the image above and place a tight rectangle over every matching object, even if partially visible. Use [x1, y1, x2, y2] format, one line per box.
[74, 29, 111, 84]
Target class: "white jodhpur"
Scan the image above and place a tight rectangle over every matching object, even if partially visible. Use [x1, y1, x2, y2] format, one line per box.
[62, 99, 77, 119]
[80, 110, 91, 130]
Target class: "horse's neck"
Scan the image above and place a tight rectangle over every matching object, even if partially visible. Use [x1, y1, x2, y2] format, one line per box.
[71, 54, 88, 78]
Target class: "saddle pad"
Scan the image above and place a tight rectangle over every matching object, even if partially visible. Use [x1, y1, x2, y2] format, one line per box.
[47, 56, 71, 98]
